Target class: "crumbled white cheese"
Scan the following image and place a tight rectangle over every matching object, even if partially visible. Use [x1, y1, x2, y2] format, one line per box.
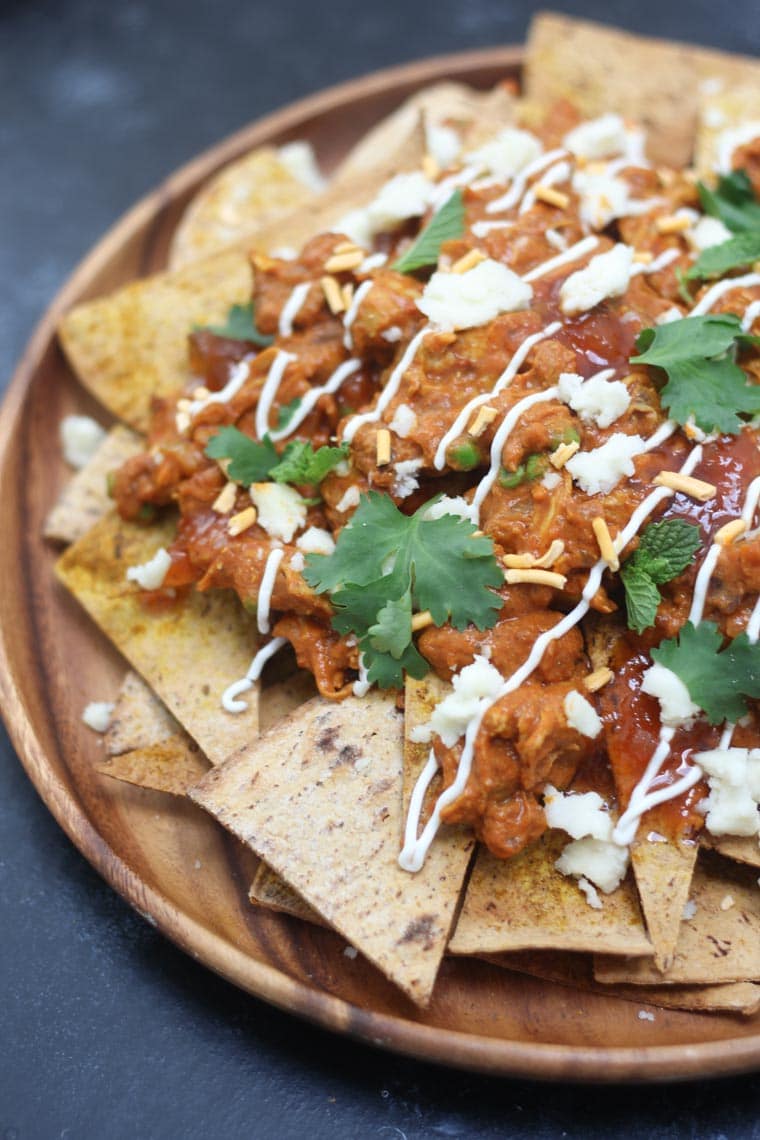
[577, 876, 603, 909]
[334, 207, 373, 249]
[565, 432, 646, 495]
[544, 785, 612, 840]
[296, 526, 335, 556]
[82, 701, 114, 733]
[422, 655, 505, 747]
[557, 371, 631, 429]
[270, 246, 297, 260]
[60, 414, 106, 469]
[249, 483, 307, 543]
[126, 546, 172, 590]
[647, 830, 667, 844]
[686, 215, 732, 252]
[694, 747, 760, 836]
[559, 243, 633, 316]
[555, 836, 630, 894]
[389, 403, 417, 438]
[572, 168, 656, 230]
[421, 495, 473, 522]
[466, 127, 543, 180]
[334, 172, 435, 248]
[382, 325, 403, 343]
[417, 258, 532, 331]
[637, 1010, 656, 1022]
[682, 898, 698, 920]
[336, 485, 361, 513]
[715, 122, 760, 173]
[563, 113, 631, 160]
[290, 551, 305, 572]
[391, 458, 422, 499]
[541, 471, 562, 491]
[563, 691, 603, 739]
[641, 662, 700, 728]
[426, 122, 461, 168]
[343, 944, 359, 960]
[277, 140, 326, 191]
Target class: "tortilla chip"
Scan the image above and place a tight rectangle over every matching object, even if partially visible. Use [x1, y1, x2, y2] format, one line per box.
[704, 832, 760, 869]
[59, 133, 426, 433]
[44, 425, 143, 544]
[190, 692, 466, 1005]
[105, 670, 184, 755]
[249, 862, 324, 926]
[481, 949, 760, 1015]
[449, 832, 652, 958]
[259, 668, 317, 733]
[56, 511, 259, 764]
[696, 86, 760, 179]
[631, 837, 699, 972]
[594, 851, 760, 986]
[168, 147, 316, 270]
[525, 12, 760, 168]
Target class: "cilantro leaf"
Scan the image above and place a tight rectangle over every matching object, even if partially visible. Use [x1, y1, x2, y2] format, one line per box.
[698, 170, 760, 233]
[393, 190, 465, 274]
[268, 440, 349, 486]
[201, 301, 273, 346]
[205, 427, 278, 484]
[651, 621, 760, 725]
[303, 492, 502, 688]
[687, 231, 760, 280]
[632, 315, 760, 433]
[620, 519, 700, 633]
[362, 638, 429, 689]
[205, 427, 347, 489]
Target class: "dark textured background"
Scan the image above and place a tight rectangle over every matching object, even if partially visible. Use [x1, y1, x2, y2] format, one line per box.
[3, 2, 760, 1137]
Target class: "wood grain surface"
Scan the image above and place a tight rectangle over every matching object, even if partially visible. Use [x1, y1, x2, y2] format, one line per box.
[1, 44, 759, 1082]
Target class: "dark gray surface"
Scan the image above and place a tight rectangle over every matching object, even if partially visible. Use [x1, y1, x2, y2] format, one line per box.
[2, 2, 760, 1137]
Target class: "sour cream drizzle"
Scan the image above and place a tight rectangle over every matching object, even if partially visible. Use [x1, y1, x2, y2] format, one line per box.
[521, 235, 599, 283]
[221, 636, 288, 713]
[519, 160, 572, 214]
[629, 248, 681, 277]
[343, 326, 429, 443]
[254, 350, 297, 440]
[433, 322, 562, 470]
[278, 281, 311, 338]
[268, 358, 361, 442]
[343, 279, 374, 349]
[486, 148, 567, 214]
[257, 547, 285, 635]
[400, 443, 704, 872]
[613, 472, 760, 845]
[179, 358, 253, 429]
[689, 272, 760, 316]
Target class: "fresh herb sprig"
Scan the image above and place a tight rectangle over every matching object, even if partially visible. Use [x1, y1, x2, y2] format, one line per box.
[621, 519, 701, 634]
[651, 620, 760, 724]
[205, 426, 347, 488]
[199, 301, 273, 347]
[393, 190, 465, 274]
[689, 171, 760, 278]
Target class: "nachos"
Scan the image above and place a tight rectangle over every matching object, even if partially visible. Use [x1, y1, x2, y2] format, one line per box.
[52, 16, 760, 1010]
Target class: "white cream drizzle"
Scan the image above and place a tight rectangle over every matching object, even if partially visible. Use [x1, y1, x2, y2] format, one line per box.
[257, 547, 285, 635]
[343, 279, 375, 350]
[221, 636, 288, 713]
[178, 357, 253, 430]
[342, 326, 429, 443]
[486, 148, 567, 215]
[353, 653, 371, 697]
[519, 160, 572, 214]
[278, 281, 311, 338]
[629, 248, 681, 277]
[742, 300, 760, 332]
[432, 322, 562, 470]
[689, 272, 760, 316]
[268, 358, 361, 443]
[428, 164, 482, 210]
[471, 220, 515, 238]
[399, 443, 705, 872]
[254, 350, 297, 440]
[521, 235, 599, 283]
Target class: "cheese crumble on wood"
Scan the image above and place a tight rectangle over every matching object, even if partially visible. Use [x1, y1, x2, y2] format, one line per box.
[82, 701, 114, 733]
[60, 414, 106, 469]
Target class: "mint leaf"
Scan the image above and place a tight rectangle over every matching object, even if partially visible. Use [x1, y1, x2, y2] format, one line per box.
[620, 566, 662, 634]
[205, 427, 278, 484]
[393, 190, 465, 274]
[303, 491, 503, 688]
[632, 315, 760, 433]
[687, 231, 760, 280]
[200, 301, 273, 347]
[698, 170, 760, 233]
[621, 519, 700, 633]
[652, 620, 760, 724]
[268, 440, 349, 486]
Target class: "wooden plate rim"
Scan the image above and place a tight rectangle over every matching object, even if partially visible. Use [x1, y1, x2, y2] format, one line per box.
[1, 44, 759, 1083]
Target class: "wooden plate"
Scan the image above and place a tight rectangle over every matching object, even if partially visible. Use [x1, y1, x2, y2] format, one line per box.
[2, 45, 759, 1083]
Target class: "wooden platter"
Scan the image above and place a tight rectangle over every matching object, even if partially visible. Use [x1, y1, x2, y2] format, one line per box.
[2, 45, 759, 1082]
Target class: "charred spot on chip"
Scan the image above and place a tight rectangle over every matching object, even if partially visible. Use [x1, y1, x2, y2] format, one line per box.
[397, 914, 438, 951]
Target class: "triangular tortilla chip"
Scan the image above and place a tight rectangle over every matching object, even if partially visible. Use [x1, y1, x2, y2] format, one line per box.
[259, 668, 317, 733]
[631, 837, 699, 972]
[449, 832, 652, 958]
[249, 862, 324, 926]
[696, 85, 760, 179]
[524, 12, 760, 168]
[480, 949, 760, 1015]
[703, 832, 760, 869]
[56, 511, 259, 764]
[168, 147, 316, 270]
[44, 425, 143, 545]
[59, 132, 427, 433]
[105, 670, 184, 755]
[190, 692, 466, 1005]
[594, 851, 760, 985]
